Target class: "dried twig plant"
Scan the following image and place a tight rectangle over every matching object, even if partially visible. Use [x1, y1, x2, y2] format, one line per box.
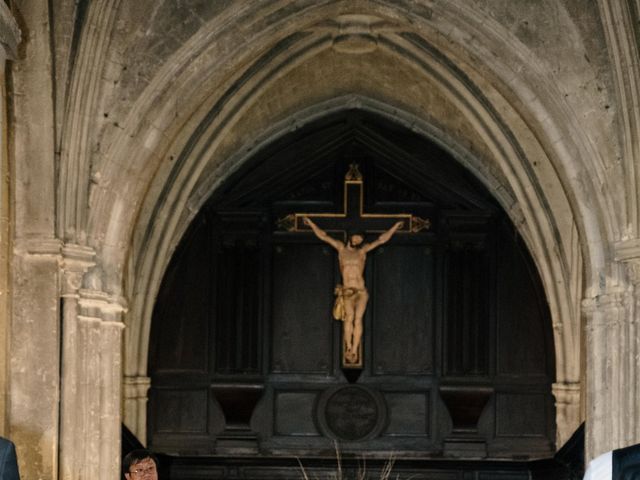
[297, 443, 398, 480]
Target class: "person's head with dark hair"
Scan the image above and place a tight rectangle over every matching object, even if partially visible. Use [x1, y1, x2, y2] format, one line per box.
[348, 230, 366, 248]
[123, 449, 158, 480]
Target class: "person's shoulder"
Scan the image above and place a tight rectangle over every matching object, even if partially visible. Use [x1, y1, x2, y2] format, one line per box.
[0, 436, 16, 458]
[0, 437, 14, 449]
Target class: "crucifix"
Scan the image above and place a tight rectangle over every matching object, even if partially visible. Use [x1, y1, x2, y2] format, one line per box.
[279, 164, 429, 369]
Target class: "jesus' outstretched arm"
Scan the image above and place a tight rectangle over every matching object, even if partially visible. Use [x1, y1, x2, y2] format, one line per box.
[303, 217, 343, 250]
[362, 221, 404, 253]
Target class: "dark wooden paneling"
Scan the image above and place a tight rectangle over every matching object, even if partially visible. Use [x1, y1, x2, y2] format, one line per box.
[495, 393, 548, 437]
[163, 455, 574, 480]
[147, 112, 557, 464]
[214, 239, 261, 374]
[150, 219, 210, 373]
[152, 388, 208, 434]
[497, 228, 550, 377]
[371, 245, 435, 374]
[273, 391, 320, 436]
[478, 473, 529, 480]
[383, 391, 430, 436]
[271, 243, 335, 374]
[444, 242, 491, 377]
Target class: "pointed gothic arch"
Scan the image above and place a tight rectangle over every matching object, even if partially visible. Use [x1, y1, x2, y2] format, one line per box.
[11, 2, 640, 479]
[74, 0, 610, 460]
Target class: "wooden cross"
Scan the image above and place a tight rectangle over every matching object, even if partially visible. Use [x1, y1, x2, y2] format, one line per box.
[278, 164, 429, 370]
[278, 164, 429, 237]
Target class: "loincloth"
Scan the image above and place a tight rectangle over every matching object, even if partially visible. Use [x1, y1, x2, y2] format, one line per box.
[332, 285, 367, 321]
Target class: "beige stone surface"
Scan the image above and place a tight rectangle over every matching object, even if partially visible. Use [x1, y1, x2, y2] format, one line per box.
[2, 0, 640, 477]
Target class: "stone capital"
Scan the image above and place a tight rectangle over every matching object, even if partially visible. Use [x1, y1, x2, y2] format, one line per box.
[15, 236, 63, 256]
[581, 285, 629, 334]
[615, 239, 640, 285]
[614, 238, 640, 262]
[77, 287, 127, 327]
[123, 375, 151, 399]
[581, 287, 626, 312]
[552, 382, 581, 447]
[61, 244, 96, 271]
[60, 244, 96, 295]
[552, 381, 581, 404]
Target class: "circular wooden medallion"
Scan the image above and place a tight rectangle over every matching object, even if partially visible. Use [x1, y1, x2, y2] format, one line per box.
[316, 385, 387, 441]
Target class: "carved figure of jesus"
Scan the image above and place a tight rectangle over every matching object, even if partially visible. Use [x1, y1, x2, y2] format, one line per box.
[303, 217, 404, 365]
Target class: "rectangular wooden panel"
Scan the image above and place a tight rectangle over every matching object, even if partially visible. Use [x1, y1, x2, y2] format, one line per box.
[271, 243, 335, 374]
[215, 240, 261, 374]
[152, 388, 208, 434]
[371, 245, 434, 375]
[495, 393, 547, 437]
[274, 391, 320, 436]
[383, 391, 430, 436]
[444, 244, 491, 376]
[151, 219, 210, 373]
[496, 237, 548, 377]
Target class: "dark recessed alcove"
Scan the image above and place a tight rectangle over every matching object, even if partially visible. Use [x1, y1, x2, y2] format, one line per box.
[146, 109, 570, 478]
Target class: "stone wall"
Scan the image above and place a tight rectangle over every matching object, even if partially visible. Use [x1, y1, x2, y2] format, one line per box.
[4, 1, 640, 478]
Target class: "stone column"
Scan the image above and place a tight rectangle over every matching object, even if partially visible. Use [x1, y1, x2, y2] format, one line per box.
[552, 381, 581, 447]
[9, 1, 57, 478]
[0, 2, 19, 437]
[58, 245, 94, 480]
[583, 279, 631, 460]
[59, 247, 125, 480]
[627, 261, 640, 445]
[123, 375, 151, 444]
[615, 262, 640, 449]
[77, 287, 125, 480]
[11, 240, 62, 479]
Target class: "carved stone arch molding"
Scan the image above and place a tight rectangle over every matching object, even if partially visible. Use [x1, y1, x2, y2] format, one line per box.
[80, 1, 615, 457]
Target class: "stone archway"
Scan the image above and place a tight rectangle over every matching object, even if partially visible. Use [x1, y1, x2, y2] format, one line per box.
[21, 2, 618, 478]
[107, 12, 598, 452]
[11, 2, 640, 479]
